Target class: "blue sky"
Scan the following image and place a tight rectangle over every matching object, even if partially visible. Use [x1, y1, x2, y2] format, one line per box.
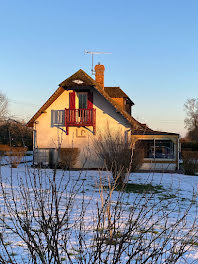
[1, 0, 198, 136]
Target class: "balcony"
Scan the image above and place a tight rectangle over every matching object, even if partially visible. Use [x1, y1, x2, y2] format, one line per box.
[65, 108, 96, 135]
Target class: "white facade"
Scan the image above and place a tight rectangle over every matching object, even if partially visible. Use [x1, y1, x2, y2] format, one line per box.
[33, 88, 131, 168]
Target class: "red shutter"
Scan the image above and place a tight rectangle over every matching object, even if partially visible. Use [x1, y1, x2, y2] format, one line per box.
[87, 92, 93, 109]
[69, 92, 75, 109]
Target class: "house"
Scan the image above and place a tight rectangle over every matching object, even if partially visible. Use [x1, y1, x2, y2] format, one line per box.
[27, 64, 180, 171]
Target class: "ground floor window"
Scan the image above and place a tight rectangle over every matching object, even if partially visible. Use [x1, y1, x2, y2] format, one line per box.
[137, 139, 175, 159]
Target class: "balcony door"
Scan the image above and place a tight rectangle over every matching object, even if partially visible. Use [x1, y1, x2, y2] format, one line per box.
[78, 93, 88, 109]
[66, 91, 95, 134]
[77, 93, 87, 122]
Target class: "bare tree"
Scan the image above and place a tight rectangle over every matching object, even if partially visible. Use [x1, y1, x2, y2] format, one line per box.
[184, 98, 198, 141]
[94, 128, 144, 185]
[0, 91, 8, 122]
[187, 127, 198, 142]
[0, 119, 32, 148]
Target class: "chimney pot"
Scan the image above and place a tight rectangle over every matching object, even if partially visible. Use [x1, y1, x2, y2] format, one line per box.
[95, 64, 105, 89]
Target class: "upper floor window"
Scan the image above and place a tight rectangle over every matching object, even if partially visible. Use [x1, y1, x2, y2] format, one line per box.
[69, 91, 93, 110]
[78, 93, 88, 109]
[51, 110, 65, 127]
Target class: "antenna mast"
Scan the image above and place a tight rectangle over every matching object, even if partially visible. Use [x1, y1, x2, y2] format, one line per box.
[85, 50, 111, 75]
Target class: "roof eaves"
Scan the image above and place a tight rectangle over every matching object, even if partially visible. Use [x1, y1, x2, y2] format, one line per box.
[132, 128, 180, 136]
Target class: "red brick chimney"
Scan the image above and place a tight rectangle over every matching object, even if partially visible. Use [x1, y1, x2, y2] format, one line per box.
[95, 64, 105, 89]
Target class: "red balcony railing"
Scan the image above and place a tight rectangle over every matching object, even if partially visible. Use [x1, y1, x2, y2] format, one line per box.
[65, 108, 96, 135]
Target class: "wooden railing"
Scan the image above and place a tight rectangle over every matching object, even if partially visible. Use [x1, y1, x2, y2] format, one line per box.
[65, 109, 96, 135]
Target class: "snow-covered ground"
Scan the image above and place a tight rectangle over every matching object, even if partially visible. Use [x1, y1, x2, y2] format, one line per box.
[0, 163, 198, 263]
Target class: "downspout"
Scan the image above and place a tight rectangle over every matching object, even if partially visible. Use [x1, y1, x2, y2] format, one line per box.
[33, 122, 37, 165]
[33, 129, 35, 166]
[177, 136, 180, 171]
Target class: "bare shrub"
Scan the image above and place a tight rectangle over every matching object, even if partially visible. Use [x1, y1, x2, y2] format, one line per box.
[130, 141, 144, 172]
[94, 175, 198, 263]
[0, 166, 198, 263]
[94, 129, 143, 184]
[182, 151, 198, 175]
[0, 167, 197, 263]
[59, 148, 80, 169]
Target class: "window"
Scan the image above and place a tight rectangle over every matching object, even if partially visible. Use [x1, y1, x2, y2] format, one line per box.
[51, 110, 65, 127]
[155, 140, 174, 159]
[139, 140, 155, 158]
[137, 139, 175, 160]
[78, 93, 87, 109]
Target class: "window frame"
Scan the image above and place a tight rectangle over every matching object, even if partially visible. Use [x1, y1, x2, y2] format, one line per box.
[78, 92, 88, 109]
[51, 110, 65, 127]
[136, 139, 175, 160]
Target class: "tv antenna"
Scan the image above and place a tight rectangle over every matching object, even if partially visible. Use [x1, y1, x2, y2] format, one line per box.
[85, 50, 111, 75]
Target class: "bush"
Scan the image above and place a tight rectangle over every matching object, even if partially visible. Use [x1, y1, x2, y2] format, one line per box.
[182, 151, 198, 175]
[59, 148, 80, 169]
[182, 141, 198, 151]
[130, 142, 144, 172]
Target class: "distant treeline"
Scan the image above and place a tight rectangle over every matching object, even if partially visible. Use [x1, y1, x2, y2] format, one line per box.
[0, 120, 32, 150]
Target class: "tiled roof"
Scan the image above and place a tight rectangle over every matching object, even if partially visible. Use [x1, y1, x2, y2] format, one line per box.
[132, 129, 179, 136]
[104, 87, 134, 105]
[27, 69, 146, 130]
